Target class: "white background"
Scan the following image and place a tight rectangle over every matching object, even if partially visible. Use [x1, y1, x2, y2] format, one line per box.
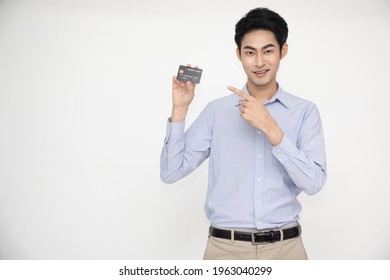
[0, 0, 389, 259]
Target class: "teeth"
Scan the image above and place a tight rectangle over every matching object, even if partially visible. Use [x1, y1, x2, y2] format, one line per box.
[255, 70, 267, 74]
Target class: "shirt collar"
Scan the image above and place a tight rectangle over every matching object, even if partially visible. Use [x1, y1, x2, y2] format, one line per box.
[242, 83, 291, 109]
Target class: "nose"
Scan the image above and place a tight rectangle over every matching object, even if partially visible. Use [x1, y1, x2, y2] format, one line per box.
[255, 53, 265, 67]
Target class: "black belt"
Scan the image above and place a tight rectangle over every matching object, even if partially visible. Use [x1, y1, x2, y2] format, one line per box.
[209, 225, 301, 244]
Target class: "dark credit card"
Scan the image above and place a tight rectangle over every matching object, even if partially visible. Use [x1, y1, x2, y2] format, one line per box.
[176, 65, 203, 84]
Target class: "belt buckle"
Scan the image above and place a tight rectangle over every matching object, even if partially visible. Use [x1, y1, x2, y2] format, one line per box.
[251, 230, 273, 245]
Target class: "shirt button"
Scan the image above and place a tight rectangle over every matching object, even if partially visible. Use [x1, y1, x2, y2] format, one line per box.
[257, 154, 262, 158]
[257, 130, 262, 134]
[257, 177, 261, 181]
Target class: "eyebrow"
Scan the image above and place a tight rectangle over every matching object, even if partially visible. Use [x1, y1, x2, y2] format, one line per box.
[242, 44, 276, 51]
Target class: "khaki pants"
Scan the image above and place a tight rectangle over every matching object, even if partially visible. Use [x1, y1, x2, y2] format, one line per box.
[203, 232, 308, 260]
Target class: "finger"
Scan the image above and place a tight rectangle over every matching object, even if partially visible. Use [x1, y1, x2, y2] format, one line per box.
[239, 99, 247, 107]
[186, 64, 200, 69]
[172, 76, 183, 88]
[172, 76, 186, 88]
[172, 76, 180, 83]
[177, 80, 195, 90]
[227, 86, 247, 99]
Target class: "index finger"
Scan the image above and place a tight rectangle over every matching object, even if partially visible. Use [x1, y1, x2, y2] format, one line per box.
[227, 86, 247, 100]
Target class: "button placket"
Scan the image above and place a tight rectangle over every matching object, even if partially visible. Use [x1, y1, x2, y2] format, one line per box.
[253, 129, 265, 226]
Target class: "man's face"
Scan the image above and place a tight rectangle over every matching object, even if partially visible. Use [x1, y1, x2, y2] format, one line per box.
[237, 29, 288, 90]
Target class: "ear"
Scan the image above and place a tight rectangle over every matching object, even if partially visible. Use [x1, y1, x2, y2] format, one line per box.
[236, 48, 242, 61]
[280, 43, 288, 59]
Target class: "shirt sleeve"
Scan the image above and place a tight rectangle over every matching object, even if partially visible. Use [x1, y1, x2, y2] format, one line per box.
[272, 104, 327, 195]
[160, 104, 213, 183]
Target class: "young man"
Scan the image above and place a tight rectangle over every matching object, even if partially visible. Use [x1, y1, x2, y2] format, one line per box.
[160, 8, 327, 260]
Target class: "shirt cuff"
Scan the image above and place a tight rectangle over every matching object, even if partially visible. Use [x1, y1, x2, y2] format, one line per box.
[165, 118, 185, 142]
[271, 135, 299, 165]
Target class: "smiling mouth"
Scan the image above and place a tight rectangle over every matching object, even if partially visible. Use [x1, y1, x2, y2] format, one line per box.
[253, 69, 269, 76]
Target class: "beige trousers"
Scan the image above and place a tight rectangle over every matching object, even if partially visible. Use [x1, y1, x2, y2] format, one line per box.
[203, 231, 308, 260]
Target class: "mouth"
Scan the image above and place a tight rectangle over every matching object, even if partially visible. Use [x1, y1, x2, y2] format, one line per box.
[253, 69, 269, 77]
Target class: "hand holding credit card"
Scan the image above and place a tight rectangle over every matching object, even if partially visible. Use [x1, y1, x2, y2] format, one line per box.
[176, 65, 203, 84]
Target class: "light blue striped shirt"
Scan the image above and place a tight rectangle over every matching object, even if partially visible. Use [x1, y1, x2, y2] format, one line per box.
[160, 85, 327, 230]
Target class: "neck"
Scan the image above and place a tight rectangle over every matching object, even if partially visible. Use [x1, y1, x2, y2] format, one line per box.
[246, 81, 278, 103]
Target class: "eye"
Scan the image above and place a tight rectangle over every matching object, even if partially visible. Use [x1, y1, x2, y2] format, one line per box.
[264, 49, 274, 55]
[245, 51, 255, 56]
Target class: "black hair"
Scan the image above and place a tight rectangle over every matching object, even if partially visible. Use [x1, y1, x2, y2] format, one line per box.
[235, 8, 288, 52]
